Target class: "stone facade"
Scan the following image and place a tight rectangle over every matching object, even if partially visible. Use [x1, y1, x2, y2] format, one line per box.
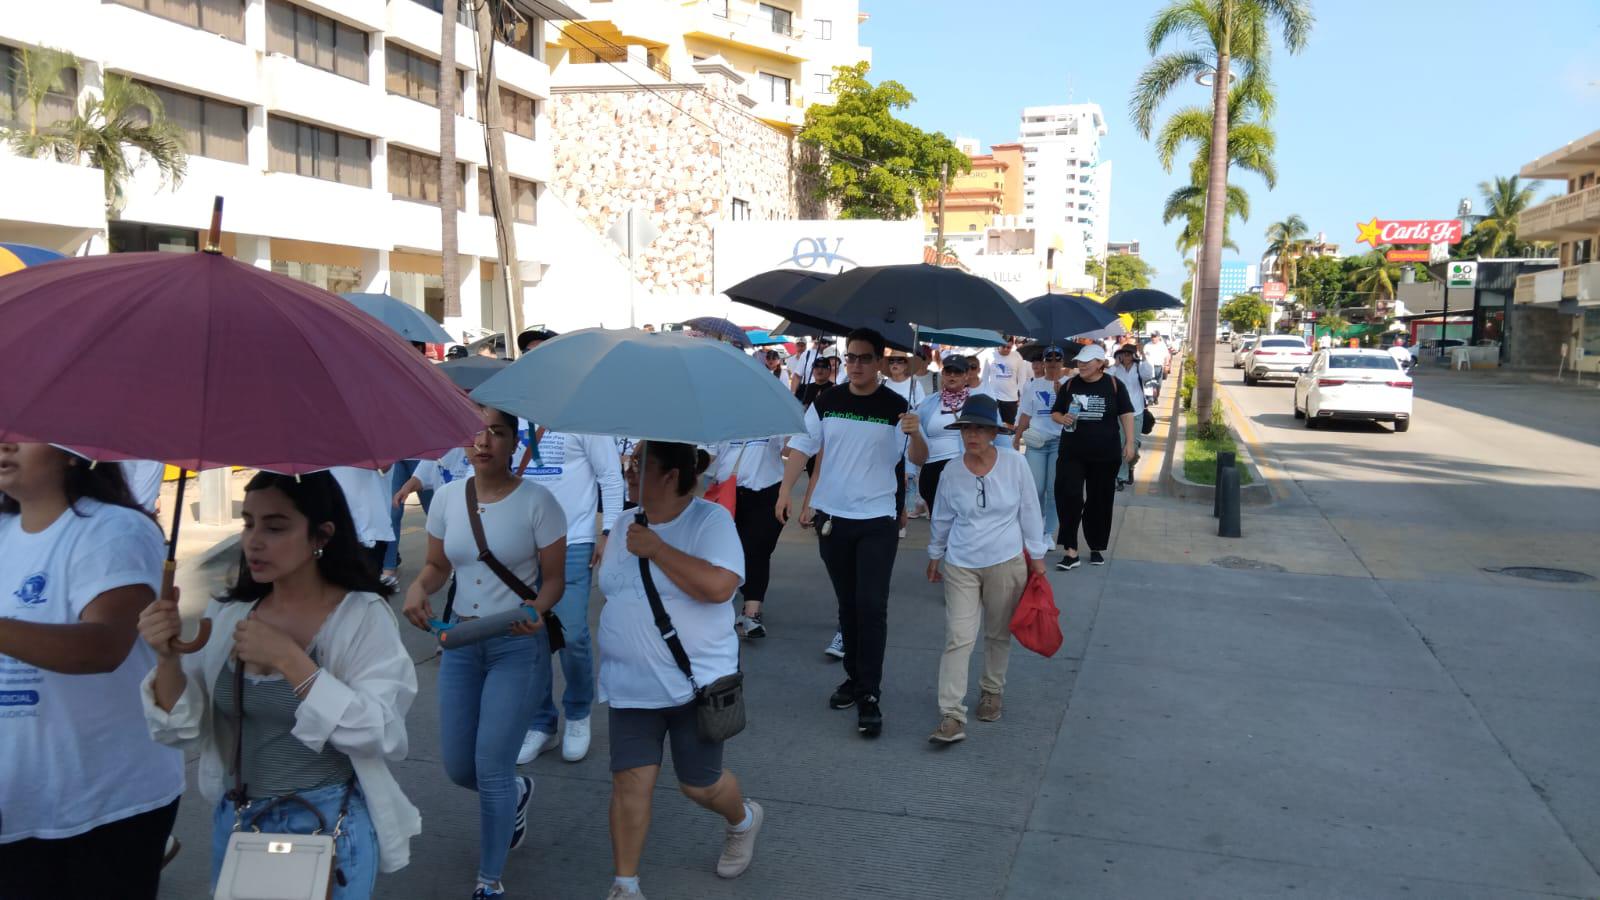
[550, 64, 811, 295]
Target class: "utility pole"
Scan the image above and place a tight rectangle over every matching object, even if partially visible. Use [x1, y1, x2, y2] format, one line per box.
[934, 160, 949, 263]
[439, 0, 460, 322]
[476, 0, 524, 357]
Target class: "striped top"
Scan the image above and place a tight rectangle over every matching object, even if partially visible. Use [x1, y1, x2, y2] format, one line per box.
[214, 658, 354, 800]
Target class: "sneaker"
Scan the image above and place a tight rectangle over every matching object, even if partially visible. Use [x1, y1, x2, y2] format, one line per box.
[857, 696, 883, 738]
[976, 692, 1003, 722]
[510, 775, 532, 850]
[1090, 550, 1106, 566]
[1056, 555, 1081, 571]
[562, 716, 591, 762]
[1115, 480, 1126, 493]
[380, 572, 399, 589]
[716, 800, 764, 878]
[743, 614, 766, 639]
[898, 526, 907, 538]
[928, 716, 966, 744]
[517, 729, 557, 765]
[828, 679, 857, 709]
[824, 631, 845, 659]
[605, 886, 645, 900]
[474, 886, 506, 900]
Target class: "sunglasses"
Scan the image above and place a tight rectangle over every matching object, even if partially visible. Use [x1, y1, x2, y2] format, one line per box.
[843, 352, 877, 364]
[1043, 353, 1064, 361]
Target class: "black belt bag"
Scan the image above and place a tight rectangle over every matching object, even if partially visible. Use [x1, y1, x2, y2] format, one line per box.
[635, 511, 745, 742]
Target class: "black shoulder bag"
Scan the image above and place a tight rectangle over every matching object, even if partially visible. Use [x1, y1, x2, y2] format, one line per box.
[464, 478, 565, 653]
[634, 510, 746, 742]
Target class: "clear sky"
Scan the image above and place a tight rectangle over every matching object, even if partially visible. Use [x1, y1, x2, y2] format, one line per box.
[859, 0, 1600, 293]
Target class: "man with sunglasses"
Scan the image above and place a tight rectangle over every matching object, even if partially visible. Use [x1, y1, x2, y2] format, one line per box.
[778, 328, 927, 738]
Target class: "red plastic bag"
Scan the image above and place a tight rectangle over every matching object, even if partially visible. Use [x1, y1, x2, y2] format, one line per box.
[703, 478, 737, 515]
[1010, 559, 1063, 657]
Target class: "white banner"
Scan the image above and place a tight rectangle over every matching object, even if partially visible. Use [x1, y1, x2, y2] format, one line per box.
[712, 219, 925, 295]
[963, 254, 1047, 301]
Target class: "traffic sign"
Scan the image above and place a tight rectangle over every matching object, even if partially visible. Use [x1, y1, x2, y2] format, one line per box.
[1447, 261, 1477, 289]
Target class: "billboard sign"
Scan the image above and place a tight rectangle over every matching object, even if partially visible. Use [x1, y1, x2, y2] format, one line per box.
[712, 220, 925, 295]
[964, 254, 1046, 301]
[1262, 281, 1287, 300]
[1447, 261, 1477, 289]
[1356, 218, 1463, 247]
[1387, 248, 1432, 263]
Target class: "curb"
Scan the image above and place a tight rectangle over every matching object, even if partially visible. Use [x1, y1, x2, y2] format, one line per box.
[1164, 420, 1273, 506]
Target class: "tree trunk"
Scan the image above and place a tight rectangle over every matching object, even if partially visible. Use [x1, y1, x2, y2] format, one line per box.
[1192, 3, 1233, 416]
[439, 0, 461, 319]
[475, 2, 524, 358]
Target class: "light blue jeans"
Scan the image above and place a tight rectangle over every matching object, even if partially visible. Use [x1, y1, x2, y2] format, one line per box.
[1119, 420, 1143, 483]
[1024, 434, 1060, 547]
[211, 783, 378, 900]
[439, 631, 545, 883]
[383, 460, 432, 571]
[530, 540, 596, 733]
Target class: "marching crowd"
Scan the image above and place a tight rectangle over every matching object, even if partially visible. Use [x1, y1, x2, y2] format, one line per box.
[0, 325, 1173, 900]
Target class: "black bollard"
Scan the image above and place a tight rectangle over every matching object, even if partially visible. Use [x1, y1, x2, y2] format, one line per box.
[1217, 465, 1243, 538]
[1213, 450, 1237, 517]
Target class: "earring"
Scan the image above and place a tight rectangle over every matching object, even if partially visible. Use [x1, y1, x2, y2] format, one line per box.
[314, 547, 324, 559]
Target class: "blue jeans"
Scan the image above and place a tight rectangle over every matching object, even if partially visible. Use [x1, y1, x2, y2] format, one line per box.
[210, 783, 378, 900]
[1118, 421, 1143, 483]
[383, 460, 432, 571]
[531, 541, 595, 733]
[439, 631, 545, 883]
[1024, 434, 1060, 547]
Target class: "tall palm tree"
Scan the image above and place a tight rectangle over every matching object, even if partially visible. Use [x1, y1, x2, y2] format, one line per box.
[1263, 212, 1308, 286]
[1165, 182, 1247, 255]
[1350, 248, 1400, 303]
[1472, 175, 1539, 258]
[1130, 0, 1313, 417]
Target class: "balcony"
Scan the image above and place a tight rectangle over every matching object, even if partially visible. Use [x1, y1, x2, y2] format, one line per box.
[1514, 269, 1564, 305]
[1560, 261, 1600, 307]
[687, 1, 807, 62]
[1519, 183, 1600, 242]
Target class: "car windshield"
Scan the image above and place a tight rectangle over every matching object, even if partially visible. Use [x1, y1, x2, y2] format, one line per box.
[1328, 354, 1400, 370]
[1241, 338, 1257, 348]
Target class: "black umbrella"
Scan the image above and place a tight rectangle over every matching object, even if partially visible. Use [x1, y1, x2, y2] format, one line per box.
[723, 269, 840, 334]
[1105, 288, 1184, 314]
[1018, 293, 1122, 342]
[775, 318, 917, 353]
[792, 264, 1040, 334]
[680, 316, 752, 349]
[438, 356, 511, 390]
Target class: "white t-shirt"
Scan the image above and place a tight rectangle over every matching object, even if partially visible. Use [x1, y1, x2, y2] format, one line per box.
[330, 467, 397, 547]
[1387, 345, 1412, 367]
[1020, 375, 1071, 439]
[1110, 362, 1152, 417]
[516, 428, 625, 545]
[597, 499, 744, 709]
[413, 448, 474, 492]
[980, 349, 1029, 401]
[915, 390, 997, 463]
[928, 451, 1049, 569]
[787, 385, 909, 520]
[120, 461, 165, 513]
[786, 347, 824, 385]
[425, 479, 567, 618]
[1146, 341, 1170, 368]
[708, 437, 786, 491]
[0, 500, 185, 843]
[882, 376, 927, 409]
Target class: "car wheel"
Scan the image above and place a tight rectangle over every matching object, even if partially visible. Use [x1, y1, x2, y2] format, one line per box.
[1303, 406, 1318, 428]
[1394, 418, 1410, 433]
[1244, 371, 1254, 385]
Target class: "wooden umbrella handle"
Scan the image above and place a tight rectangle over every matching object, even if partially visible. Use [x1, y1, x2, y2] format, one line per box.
[159, 559, 213, 655]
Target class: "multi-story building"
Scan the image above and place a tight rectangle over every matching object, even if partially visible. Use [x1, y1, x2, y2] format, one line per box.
[922, 138, 1011, 238]
[1218, 260, 1258, 300]
[0, 0, 573, 340]
[1017, 102, 1110, 281]
[1512, 128, 1600, 372]
[1261, 231, 1340, 283]
[1107, 240, 1139, 257]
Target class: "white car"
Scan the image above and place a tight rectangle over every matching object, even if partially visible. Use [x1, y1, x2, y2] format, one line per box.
[1231, 335, 1258, 368]
[1244, 335, 1313, 385]
[1293, 349, 1413, 432]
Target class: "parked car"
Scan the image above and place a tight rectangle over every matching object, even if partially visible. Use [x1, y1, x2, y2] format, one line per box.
[1231, 335, 1259, 368]
[1293, 349, 1413, 432]
[1244, 335, 1313, 385]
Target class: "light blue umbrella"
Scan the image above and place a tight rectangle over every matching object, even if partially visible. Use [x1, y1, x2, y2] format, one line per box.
[470, 327, 807, 443]
[919, 327, 1006, 348]
[339, 292, 454, 343]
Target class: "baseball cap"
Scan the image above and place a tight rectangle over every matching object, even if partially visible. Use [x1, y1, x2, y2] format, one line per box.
[1076, 345, 1108, 364]
[941, 356, 971, 373]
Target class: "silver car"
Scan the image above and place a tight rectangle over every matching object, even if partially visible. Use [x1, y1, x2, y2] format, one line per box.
[1231, 335, 1258, 368]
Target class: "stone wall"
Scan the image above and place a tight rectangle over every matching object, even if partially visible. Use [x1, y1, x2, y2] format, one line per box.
[1506, 304, 1573, 368]
[550, 67, 803, 295]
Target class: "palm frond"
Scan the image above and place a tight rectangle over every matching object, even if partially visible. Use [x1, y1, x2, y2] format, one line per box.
[1129, 51, 1212, 139]
[1153, 106, 1212, 172]
[1146, 0, 1219, 54]
[1256, 0, 1315, 53]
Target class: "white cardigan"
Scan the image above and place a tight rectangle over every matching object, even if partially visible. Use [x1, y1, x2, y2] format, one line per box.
[141, 591, 421, 873]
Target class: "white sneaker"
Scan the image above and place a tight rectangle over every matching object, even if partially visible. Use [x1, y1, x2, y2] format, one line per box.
[516, 729, 557, 765]
[716, 801, 764, 878]
[562, 716, 591, 762]
[824, 631, 845, 659]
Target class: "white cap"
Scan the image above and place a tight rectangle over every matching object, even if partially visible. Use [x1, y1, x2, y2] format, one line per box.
[1076, 345, 1108, 364]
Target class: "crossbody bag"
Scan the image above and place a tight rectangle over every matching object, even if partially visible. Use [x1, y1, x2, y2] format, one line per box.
[634, 511, 745, 742]
[463, 478, 566, 653]
[214, 641, 355, 900]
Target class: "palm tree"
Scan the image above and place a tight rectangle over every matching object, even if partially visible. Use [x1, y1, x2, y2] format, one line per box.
[1263, 213, 1308, 286]
[1350, 248, 1400, 303]
[1164, 182, 1247, 255]
[6, 46, 79, 135]
[1472, 175, 1539, 258]
[1130, 0, 1313, 417]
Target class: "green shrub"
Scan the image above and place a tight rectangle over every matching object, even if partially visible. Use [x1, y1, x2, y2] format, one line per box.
[1179, 354, 1197, 410]
[1197, 399, 1228, 440]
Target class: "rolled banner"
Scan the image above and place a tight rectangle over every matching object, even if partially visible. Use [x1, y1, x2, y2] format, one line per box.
[433, 606, 538, 649]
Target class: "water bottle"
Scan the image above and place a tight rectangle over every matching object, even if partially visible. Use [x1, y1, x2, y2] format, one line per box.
[434, 606, 538, 649]
[1064, 398, 1081, 433]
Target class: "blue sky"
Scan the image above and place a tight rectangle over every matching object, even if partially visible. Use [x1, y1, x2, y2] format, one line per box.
[861, 0, 1600, 292]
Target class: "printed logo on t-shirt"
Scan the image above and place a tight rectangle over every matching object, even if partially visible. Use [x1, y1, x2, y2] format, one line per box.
[1036, 389, 1054, 408]
[12, 572, 47, 607]
[1070, 393, 1108, 422]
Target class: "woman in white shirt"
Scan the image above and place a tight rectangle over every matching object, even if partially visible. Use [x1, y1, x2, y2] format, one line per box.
[880, 352, 928, 521]
[138, 469, 418, 900]
[707, 436, 787, 639]
[1110, 344, 1154, 489]
[925, 396, 1048, 745]
[598, 441, 762, 900]
[1012, 345, 1072, 547]
[0, 443, 185, 899]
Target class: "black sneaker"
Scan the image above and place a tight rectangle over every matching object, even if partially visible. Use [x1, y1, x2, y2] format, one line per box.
[1056, 555, 1081, 571]
[829, 679, 858, 709]
[857, 696, 883, 738]
[745, 614, 766, 639]
[509, 775, 532, 850]
[1089, 551, 1106, 566]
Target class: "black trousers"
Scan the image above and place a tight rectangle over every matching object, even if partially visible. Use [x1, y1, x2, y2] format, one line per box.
[998, 399, 1020, 426]
[0, 798, 179, 900]
[1055, 454, 1120, 552]
[918, 458, 951, 514]
[733, 482, 785, 604]
[365, 541, 388, 575]
[816, 515, 898, 698]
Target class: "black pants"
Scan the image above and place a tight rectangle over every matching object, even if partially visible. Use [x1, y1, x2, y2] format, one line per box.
[0, 798, 179, 900]
[998, 399, 1020, 426]
[733, 482, 785, 604]
[816, 515, 898, 698]
[918, 458, 951, 514]
[365, 541, 388, 575]
[1055, 454, 1120, 552]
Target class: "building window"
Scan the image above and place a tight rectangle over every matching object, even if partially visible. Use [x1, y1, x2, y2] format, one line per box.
[757, 71, 791, 105]
[709, 0, 729, 17]
[389, 146, 466, 209]
[0, 44, 79, 129]
[134, 81, 246, 163]
[387, 45, 448, 106]
[730, 197, 751, 221]
[814, 73, 832, 93]
[498, 14, 542, 60]
[814, 18, 833, 39]
[108, 0, 246, 42]
[267, 115, 370, 187]
[407, 0, 476, 27]
[482, 87, 536, 139]
[266, 0, 369, 83]
[478, 170, 537, 224]
[759, 3, 793, 35]
[108, 221, 199, 253]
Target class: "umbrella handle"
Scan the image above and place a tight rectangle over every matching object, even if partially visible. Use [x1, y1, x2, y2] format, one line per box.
[159, 559, 214, 654]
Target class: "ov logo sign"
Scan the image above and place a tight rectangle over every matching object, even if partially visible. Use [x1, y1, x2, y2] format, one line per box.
[782, 238, 857, 270]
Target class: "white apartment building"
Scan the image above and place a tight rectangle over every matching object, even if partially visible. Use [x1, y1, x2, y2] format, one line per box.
[1018, 102, 1110, 290]
[0, 0, 576, 340]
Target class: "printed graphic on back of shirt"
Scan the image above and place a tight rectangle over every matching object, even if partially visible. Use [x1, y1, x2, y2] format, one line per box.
[520, 430, 566, 478]
[1071, 393, 1108, 421]
[12, 572, 47, 607]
